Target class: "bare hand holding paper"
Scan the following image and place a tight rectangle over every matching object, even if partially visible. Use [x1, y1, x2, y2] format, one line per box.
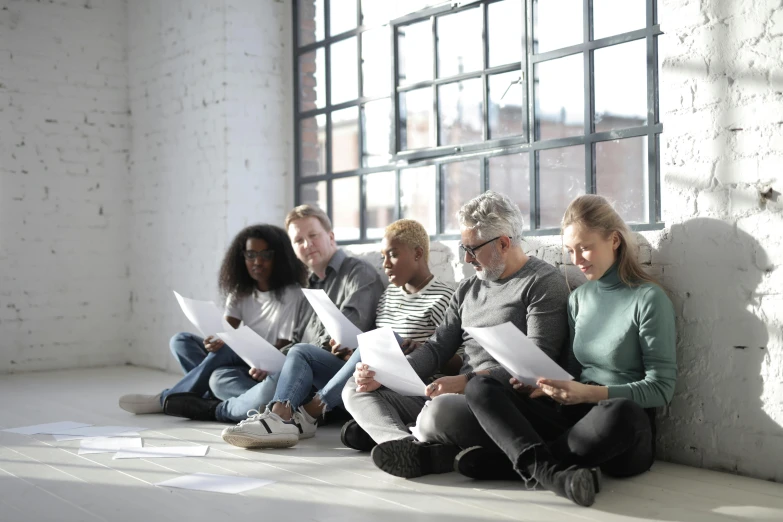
[358, 327, 427, 396]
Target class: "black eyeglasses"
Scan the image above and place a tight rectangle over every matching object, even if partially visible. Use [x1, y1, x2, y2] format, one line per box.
[244, 249, 275, 261]
[458, 236, 511, 258]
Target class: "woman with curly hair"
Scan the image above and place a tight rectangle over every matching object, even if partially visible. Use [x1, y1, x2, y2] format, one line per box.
[119, 224, 307, 415]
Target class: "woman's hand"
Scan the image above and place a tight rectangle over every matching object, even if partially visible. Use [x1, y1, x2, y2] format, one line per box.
[329, 338, 353, 360]
[510, 378, 546, 398]
[536, 379, 607, 405]
[425, 375, 468, 398]
[354, 363, 381, 393]
[249, 368, 268, 382]
[400, 338, 421, 355]
[204, 336, 224, 353]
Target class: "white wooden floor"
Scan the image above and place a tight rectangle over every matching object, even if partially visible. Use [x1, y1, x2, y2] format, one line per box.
[1, 367, 782, 522]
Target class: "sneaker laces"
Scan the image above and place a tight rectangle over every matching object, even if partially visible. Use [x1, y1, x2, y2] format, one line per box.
[237, 408, 269, 426]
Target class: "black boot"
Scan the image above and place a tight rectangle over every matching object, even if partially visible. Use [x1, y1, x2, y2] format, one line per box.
[163, 392, 221, 421]
[516, 446, 597, 507]
[371, 436, 459, 478]
[454, 446, 520, 480]
[340, 420, 376, 452]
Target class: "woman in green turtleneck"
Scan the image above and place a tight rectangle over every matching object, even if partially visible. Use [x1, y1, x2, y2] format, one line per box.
[456, 194, 676, 508]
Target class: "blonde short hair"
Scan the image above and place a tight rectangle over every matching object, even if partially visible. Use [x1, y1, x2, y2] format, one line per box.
[285, 204, 332, 233]
[384, 219, 430, 264]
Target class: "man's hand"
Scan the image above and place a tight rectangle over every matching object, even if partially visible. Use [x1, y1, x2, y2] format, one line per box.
[536, 379, 607, 405]
[510, 377, 546, 398]
[204, 335, 224, 353]
[400, 338, 421, 355]
[329, 338, 353, 360]
[354, 363, 381, 393]
[249, 368, 268, 382]
[425, 375, 468, 398]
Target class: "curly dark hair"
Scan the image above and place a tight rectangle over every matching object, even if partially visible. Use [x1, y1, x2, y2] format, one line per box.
[218, 224, 307, 300]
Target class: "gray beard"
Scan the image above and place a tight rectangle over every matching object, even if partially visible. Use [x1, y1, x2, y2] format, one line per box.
[474, 248, 505, 282]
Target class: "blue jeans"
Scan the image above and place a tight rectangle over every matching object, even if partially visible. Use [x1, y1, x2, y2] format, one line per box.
[268, 343, 362, 414]
[214, 372, 281, 422]
[161, 332, 256, 405]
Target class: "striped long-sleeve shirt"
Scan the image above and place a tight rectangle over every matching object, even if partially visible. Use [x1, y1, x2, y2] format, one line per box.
[374, 276, 454, 342]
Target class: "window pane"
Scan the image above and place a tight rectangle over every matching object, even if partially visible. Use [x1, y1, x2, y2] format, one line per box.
[443, 161, 481, 234]
[400, 166, 437, 234]
[330, 37, 359, 105]
[300, 115, 327, 177]
[488, 154, 531, 229]
[299, 48, 326, 111]
[362, 28, 391, 98]
[437, 7, 483, 78]
[400, 87, 433, 150]
[362, 98, 392, 167]
[361, 0, 392, 27]
[332, 108, 359, 172]
[298, 0, 325, 46]
[595, 137, 648, 223]
[594, 40, 647, 132]
[365, 171, 397, 239]
[439, 79, 484, 146]
[398, 21, 432, 86]
[489, 71, 524, 139]
[538, 146, 585, 228]
[488, 0, 523, 67]
[593, 0, 646, 40]
[332, 177, 360, 241]
[330, 0, 357, 36]
[535, 53, 584, 141]
[300, 180, 327, 210]
[533, 0, 583, 53]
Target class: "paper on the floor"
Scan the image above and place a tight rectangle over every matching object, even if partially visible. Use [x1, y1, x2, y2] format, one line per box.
[358, 327, 427, 396]
[113, 445, 209, 459]
[463, 322, 573, 386]
[216, 326, 286, 373]
[78, 437, 143, 454]
[2, 421, 93, 435]
[302, 289, 362, 349]
[155, 473, 274, 494]
[51, 425, 147, 441]
[174, 290, 232, 338]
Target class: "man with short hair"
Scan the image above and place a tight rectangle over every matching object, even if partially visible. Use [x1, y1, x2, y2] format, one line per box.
[342, 191, 571, 479]
[164, 205, 385, 429]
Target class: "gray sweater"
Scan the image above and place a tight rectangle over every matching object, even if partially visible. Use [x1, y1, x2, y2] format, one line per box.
[407, 256, 570, 383]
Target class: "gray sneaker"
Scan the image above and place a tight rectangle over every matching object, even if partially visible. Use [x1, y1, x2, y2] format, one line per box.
[119, 393, 163, 414]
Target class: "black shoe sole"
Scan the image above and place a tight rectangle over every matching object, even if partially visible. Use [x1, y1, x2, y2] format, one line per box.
[372, 439, 458, 478]
[565, 468, 597, 507]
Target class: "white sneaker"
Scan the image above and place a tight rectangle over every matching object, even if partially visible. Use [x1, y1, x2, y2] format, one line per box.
[221, 409, 300, 449]
[294, 407, 318, 440]
[119, 393, 163, 414]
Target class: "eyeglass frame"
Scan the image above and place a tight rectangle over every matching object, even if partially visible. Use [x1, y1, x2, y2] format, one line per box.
[243, 249, 275, 261]
[458, 236, 512, 259]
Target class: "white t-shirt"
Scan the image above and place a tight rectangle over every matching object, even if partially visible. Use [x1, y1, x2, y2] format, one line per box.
[224, 284, 303, 344]
[374, 277, 454, 342]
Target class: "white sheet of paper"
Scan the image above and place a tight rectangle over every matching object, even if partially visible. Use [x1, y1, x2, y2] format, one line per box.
[358, 327, 427, 397]
[78, 437, 143, 455]
[2, 421, 92, 435]
[216, 326, 286, 372]
[463, 322, 573, 386]
[174, 291, 231, 338]
[113, 445, 209, 459]
[156, 473, 275, 494]
[301, 289, 362, 349]
[52, 426, 145, 441]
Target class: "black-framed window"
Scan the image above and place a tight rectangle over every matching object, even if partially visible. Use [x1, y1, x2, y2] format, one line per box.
[294, 0, 662, 242]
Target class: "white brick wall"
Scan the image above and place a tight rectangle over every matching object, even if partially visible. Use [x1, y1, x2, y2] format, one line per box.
[0, 0, 131, 372]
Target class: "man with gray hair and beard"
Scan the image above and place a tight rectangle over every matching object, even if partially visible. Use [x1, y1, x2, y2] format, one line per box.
[341, 190, 571, 479]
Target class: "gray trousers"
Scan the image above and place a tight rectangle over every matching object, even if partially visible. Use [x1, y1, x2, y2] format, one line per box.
[342, 376, 493, 447]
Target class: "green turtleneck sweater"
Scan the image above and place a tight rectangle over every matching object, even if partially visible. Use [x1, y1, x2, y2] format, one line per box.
[567, 263, 677, 409]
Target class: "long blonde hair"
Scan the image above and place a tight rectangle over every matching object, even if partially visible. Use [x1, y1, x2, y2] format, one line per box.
[561, 195, 657, 287]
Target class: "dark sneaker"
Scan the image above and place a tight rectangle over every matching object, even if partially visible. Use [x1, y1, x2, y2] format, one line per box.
[163, 392, 221, 421]
[340, 420, 376, 452]
[371, 437, 459, 478]
[563, 467, 597, 507]
[454, 446, 519, 480]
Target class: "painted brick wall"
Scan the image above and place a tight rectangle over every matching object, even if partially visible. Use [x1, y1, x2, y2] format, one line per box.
[0, 0, 131, 372]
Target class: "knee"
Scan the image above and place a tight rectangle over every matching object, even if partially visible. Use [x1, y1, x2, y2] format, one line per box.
[465, 374, 503, 408]
[597, 398, 644, 434]
[287, 343, 317, 362]
[417, 395, 463, 442]
[208, 368, 230, 392]
[169, 332, 194, 356]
